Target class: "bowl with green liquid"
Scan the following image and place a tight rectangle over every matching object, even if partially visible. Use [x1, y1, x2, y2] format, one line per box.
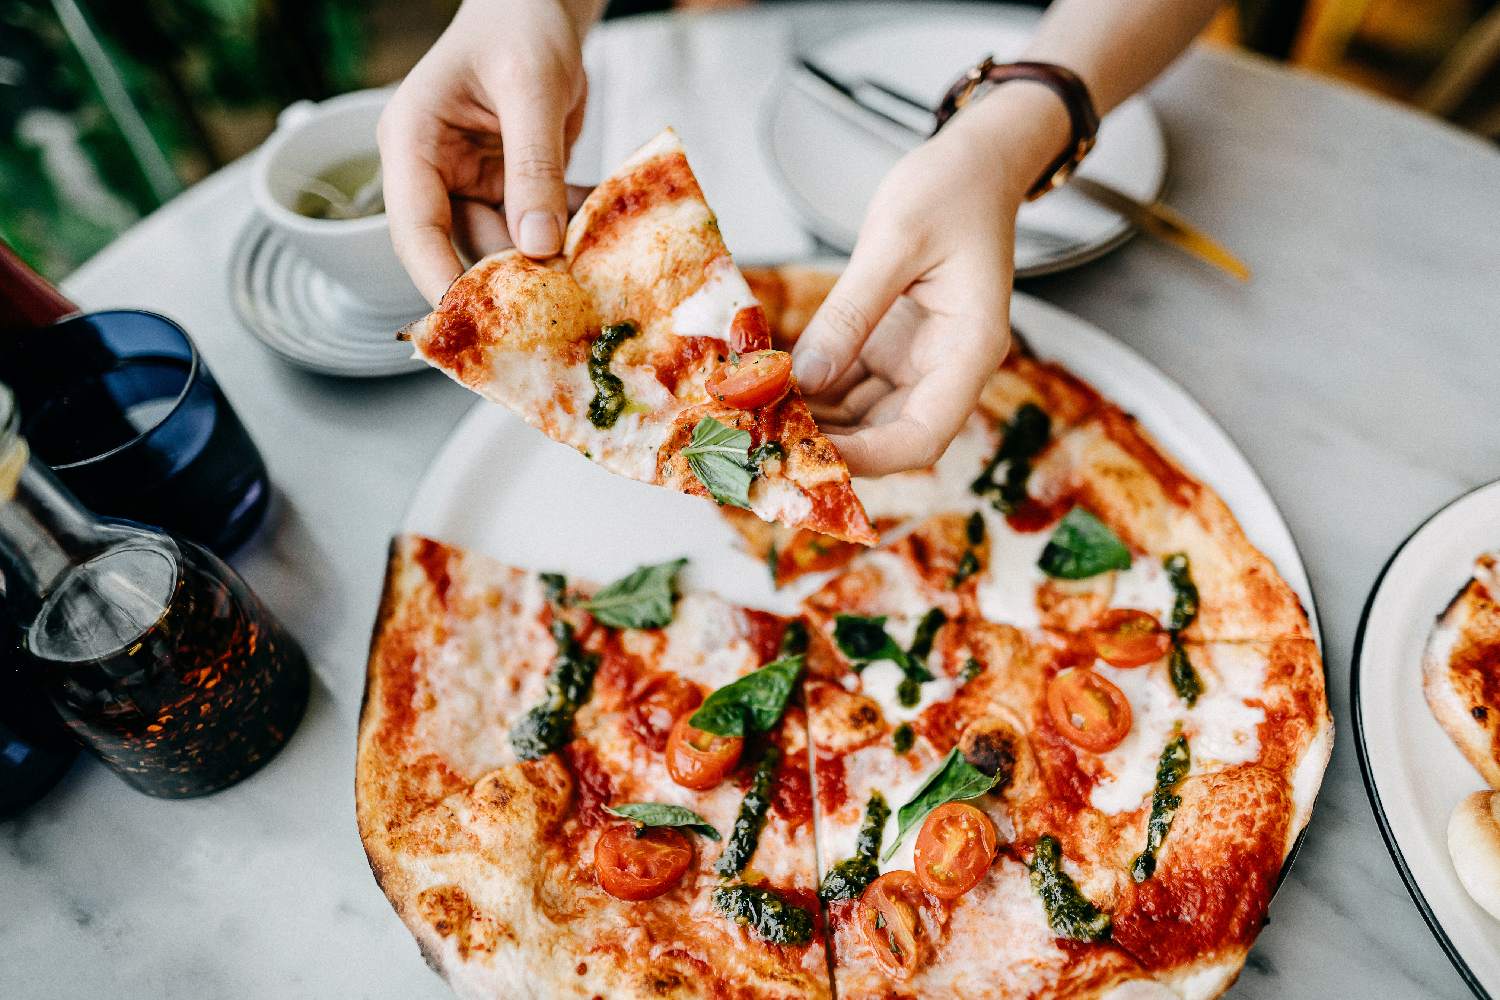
[251, 89, 426, 316]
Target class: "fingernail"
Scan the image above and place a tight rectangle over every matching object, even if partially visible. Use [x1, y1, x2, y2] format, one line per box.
[517, 211, 561, 257]
[794, 350, 832, 392]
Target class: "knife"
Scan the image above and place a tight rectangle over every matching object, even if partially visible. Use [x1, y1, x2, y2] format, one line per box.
[797, 59, 1251, 282]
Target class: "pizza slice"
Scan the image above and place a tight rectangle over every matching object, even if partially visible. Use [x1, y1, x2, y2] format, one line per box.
[403, 131, 875, 546]
[1425, 551, 1500, 788]
[357, 536, 829, 999]
[798, 514, 1330, 997]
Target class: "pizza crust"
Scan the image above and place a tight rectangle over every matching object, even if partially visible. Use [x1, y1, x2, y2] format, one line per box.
[1424, 556, 1500, 789]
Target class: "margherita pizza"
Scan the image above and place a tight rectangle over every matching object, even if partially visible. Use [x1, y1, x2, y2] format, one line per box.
[402, 131, 875, 546]
[359, 270, 1330, 998]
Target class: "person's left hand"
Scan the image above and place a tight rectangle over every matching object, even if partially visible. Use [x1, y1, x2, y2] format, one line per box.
[792, 86, 1067, 477]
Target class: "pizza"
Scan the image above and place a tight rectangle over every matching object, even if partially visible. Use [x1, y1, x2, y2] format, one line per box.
[401, 130, 875, 546]
[357, 536, 828, 999]
[360, 265, 1330, 997]
[1424, 551, 1500, 788]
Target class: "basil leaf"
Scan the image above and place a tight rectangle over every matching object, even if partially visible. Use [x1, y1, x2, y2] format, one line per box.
[684, 417, 754, 509]
[688, 655, 804, 737]
[1037, 507, 1132, 579]
[581, 558, 687, 629]
[883, 747, 999, 861]
[605, 802, 721, 841]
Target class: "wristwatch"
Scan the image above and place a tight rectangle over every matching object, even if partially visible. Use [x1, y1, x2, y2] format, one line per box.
[933, 56, 1101, 200]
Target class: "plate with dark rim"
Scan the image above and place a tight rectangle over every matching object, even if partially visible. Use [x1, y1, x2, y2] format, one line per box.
[1353, 478, 1500, 1000]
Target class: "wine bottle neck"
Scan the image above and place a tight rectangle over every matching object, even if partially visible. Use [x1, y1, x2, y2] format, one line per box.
[0, 427, 113, 620]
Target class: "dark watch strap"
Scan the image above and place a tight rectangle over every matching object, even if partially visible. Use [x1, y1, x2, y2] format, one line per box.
[933, 57, 1101, 200]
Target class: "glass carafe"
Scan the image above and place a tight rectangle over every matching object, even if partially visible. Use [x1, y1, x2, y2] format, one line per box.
[0, 383, 308, 798]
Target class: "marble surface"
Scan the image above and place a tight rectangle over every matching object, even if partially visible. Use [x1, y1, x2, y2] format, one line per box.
[5, 5, 1500, 998]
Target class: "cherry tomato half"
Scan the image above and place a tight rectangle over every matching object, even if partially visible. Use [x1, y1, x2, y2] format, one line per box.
[856, 871, 931, 980]
[666, 715, 744, 790]
[913, 802, 998, 900]
[1086, 608, 1170, 668]
[630, 672, 703, 752]
[1046, 668, 1133, 753]
[595, 824, 694, 901]
[706, 350, 792, 410]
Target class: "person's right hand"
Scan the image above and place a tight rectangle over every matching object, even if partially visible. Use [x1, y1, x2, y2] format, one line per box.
[378, 0, 593, 305]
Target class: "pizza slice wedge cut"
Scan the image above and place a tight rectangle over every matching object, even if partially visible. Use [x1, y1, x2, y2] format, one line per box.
[357, 535, 831, 999]
[796, 514, 1330, 998]
[403, 129, 876, 546]
[1425, 551, 1500, 788]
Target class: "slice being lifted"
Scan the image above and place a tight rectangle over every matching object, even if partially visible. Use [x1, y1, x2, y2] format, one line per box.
[403, 129, 876, 546]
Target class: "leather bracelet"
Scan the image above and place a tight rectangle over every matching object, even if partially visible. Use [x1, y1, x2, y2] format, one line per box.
[933, 57, 1101, 201]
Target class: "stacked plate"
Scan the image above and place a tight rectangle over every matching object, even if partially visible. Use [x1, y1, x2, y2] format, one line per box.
[228, 218, 427, 378]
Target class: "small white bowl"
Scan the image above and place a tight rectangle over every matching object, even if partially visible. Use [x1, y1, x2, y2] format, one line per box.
[250, 88, 427, 318]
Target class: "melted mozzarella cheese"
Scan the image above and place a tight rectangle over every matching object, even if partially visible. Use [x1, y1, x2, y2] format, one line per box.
[1087, 649, 1267, 815]
[656, 593, 758, 690]
[1109, 557, 1176, 619]
[668, 256, 756, 342]
[749, 475, 813, 530]
[485, 352, 674, 483]
[852, 415, 996, 520]
[974, 508, 1052, 629]
[859, 660, 958, 727]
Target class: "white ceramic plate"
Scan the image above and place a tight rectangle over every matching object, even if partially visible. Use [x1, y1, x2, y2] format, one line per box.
[402, 290, 1315, 637]
[1354, 480, 1500, 1000]
[763, 9, 1167, 275]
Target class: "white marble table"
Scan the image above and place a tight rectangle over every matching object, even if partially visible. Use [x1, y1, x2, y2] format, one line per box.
[4, 5, 1500, 998]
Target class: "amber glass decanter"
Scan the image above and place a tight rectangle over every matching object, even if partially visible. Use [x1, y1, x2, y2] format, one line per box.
[0, 383, 308, 798]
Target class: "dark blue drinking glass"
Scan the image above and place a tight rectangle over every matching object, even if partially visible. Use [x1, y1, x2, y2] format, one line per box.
[0, 310, 270, 555]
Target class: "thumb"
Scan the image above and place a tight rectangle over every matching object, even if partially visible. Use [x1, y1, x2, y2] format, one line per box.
[493, 72, 572, 258]
[793, 239, 910, 395]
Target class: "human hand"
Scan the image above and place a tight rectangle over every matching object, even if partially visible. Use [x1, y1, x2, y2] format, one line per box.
[378, 0, 597, 304]
[793, 85, 1071, 477]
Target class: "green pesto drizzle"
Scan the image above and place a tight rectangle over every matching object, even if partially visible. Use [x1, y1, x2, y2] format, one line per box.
[820, 792, 890, 901]
[779, 618, 810, 657]
[1131, 734, 1191, 882]
[586, 322, 639, 428]
[1162, 553, 1203, 705]
[711, 884, 813, 945]
[971, 402, 1051, 512]
[959, 657, 984, 686]
[715, 748, 779, 878]
[892, 723, 915, 754]
[509, 620, 601, 760]
[1028, 835, 1112, 942]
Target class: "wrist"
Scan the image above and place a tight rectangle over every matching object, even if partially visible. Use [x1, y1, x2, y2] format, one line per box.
[939, 81, 1075, 202]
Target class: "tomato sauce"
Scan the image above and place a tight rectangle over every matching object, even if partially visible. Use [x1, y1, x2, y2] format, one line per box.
[561, 741, 614, 830]
[568, 152, 701, 260]
[411, 538, 452, 606]
[742, 609, 788, 663]
[814, 750, 849, 815]
[772, 754, 812, 829]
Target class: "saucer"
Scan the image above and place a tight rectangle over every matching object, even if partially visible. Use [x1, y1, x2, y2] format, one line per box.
[228, 217, 428, 378]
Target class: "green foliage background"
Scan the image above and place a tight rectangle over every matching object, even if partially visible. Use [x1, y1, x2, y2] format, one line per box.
[0, 0, 366, 279]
